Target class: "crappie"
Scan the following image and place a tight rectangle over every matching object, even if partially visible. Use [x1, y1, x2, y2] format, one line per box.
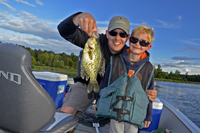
[80, 32, 105, 93]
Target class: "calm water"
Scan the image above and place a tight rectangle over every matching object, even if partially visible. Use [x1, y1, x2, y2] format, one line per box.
[155, 81, 200, 128]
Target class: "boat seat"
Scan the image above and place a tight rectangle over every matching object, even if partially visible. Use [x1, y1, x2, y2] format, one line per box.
[0, 43, 79, 133]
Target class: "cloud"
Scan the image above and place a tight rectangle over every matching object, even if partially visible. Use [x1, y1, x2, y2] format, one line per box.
[156, 60, 200, 74]
[172, 56, 200, 60]
[179, 39, 200, 46]
[178, 15, 182, 20]
[185, 68, 191, 72]
[97, 27, 107, 34]
[35, 0, 44, 6]
[130, 22, 142, 26]
[157, 57, 170, 61]
[0, 11, 9, 21]
[0, 11, 61, 40]
[154, 19, 181, 29]
[0, 10, 84, 55]
[142, 22, 147, 25]
[0, 29, 82, 55]
[164, 61, 196, 67]
[0, 0, 16, 11]
[96, 21, 109, 25]
[179, 45, 200, 53]
[15, 0, 36, 7]
[178, 39, 200, 53]
[182, 67, 200, 75]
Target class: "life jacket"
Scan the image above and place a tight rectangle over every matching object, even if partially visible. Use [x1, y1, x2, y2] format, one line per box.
[96, 54, 154, 129]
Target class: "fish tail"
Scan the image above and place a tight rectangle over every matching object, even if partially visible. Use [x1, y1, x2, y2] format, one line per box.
[99, 57, 105, 77]
[87, 80, 99, 93]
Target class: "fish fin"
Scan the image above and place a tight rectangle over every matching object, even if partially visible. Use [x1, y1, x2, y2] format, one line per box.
[87, 80, 99, 93]
[80, 61, 87, 79]
[99, 57, 105, 77]
[85, 75, 90, 81]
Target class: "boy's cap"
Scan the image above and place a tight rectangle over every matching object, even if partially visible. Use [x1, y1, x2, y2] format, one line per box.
[108, 16, 130, 34]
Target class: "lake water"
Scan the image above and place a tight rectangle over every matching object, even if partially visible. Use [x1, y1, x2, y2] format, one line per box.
[155, 81, 200, 128]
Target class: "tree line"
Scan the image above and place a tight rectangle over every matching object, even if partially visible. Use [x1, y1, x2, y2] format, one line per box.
[154, 64, 200, 83]
[17, 45, 79, 70]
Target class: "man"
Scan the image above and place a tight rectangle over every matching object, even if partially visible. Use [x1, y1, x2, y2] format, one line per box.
[57, 12, 157, 132]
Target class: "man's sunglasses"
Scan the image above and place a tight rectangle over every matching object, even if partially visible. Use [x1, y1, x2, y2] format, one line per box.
[109, 31, 128, 38]
[130, 37, 150, 47]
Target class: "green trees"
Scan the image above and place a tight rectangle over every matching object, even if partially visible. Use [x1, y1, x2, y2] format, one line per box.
[16, 45, 78, 70]
[154, 64, 200, 83]
[154, 64, 162, 78]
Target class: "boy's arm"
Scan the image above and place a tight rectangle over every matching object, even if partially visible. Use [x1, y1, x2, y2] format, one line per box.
[146, 88, 157, 101]
[144, 121, 151, 128]
[146, 77, 157, 101]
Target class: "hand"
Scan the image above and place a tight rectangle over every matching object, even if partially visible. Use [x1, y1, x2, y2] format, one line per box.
[144, 121, 151, 128]
[146, 82, 157, 102]
[73, 12, 97, 37]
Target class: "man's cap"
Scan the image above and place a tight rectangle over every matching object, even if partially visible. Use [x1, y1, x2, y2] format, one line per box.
[108, 16, 130, 34]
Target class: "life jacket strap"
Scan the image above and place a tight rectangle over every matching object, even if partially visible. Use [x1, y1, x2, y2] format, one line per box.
[116, 96, 133, 101]
[110, 96, 133, 109]
[113, 108, 130, 122]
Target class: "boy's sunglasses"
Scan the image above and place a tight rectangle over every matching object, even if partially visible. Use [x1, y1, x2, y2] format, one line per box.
[130, 37, 150, 47]
[109, 31, 128, 38]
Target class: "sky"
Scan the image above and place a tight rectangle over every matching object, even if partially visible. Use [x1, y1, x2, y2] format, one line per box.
[0, 0, 200, 75]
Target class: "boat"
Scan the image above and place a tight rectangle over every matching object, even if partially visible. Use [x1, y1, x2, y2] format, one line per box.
[0, 43, 200, 133]
[72, 97, 200, 133]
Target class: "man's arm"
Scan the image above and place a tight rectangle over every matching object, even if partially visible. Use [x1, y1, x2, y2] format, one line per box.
[57, 12, 98, 48]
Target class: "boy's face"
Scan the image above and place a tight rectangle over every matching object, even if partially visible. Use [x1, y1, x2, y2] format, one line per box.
[106, 28, 129, 54]
[129, 31, 152, 55]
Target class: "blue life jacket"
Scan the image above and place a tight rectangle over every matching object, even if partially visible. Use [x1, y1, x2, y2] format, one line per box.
[96, 54, 154, 129]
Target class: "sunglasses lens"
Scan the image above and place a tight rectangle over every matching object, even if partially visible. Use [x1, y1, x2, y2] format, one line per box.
[119, 33, 128, 38]
[109, 31, 117, 36]
[140, 40, 150, 47]
[130, 37, 138, 43]
[109, 31, 127, 38]
[130, 37, 150, 47]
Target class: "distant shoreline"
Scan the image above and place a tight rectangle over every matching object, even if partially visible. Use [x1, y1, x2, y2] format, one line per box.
[32, 69, 200, 85]
[155, 78, 200, 85]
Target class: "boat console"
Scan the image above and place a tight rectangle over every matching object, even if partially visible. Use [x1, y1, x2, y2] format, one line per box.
[0, 43, 79, 133]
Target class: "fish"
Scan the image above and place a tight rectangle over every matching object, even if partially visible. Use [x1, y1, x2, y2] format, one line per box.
[80, 32, 105, 93]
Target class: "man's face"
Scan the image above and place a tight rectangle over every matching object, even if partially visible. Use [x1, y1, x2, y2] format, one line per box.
[106, 28, 129, 54]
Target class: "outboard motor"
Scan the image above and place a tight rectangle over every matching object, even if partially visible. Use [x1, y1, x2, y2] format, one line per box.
[0, 43, 79, 133]
[77, 50, 83, 77]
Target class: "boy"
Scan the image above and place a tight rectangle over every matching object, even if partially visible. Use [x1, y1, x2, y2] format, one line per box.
[97, 26, 155, 133]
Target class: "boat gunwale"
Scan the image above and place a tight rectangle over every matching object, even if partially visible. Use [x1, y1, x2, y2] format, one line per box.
[159, 97, 200, 133]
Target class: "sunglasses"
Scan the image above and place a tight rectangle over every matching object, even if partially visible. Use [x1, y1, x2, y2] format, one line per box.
[130, 37, 150, 47]
[109, 30, 128, 38]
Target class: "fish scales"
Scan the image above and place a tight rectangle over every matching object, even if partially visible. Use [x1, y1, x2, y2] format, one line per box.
[81, 33, 105, 93]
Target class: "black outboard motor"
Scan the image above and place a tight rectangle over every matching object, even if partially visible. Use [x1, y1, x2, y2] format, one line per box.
[0, 43, 79, 133]
[77, 50, 83, 77]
